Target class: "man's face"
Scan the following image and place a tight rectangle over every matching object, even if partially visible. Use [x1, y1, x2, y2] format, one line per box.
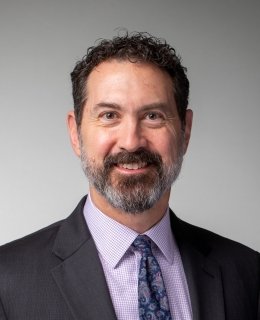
[69, 60, 192, 213]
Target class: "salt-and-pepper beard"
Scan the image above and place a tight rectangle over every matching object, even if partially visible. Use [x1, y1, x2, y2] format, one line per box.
[79, 135, 185, 214]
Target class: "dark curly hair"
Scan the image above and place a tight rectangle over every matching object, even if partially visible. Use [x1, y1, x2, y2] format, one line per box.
[71, 31, 189, 128]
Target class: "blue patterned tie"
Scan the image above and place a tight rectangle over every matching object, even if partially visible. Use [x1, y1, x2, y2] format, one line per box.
[132, 235, 172, 320]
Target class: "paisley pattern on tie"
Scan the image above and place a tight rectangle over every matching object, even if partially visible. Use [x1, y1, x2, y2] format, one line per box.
[133, 235, 172, 320]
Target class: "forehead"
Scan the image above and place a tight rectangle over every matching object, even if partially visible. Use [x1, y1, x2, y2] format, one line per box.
[85, 59, 175, 106]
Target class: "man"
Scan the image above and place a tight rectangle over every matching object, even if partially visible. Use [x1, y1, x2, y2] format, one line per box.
[0, 32, 259, 320]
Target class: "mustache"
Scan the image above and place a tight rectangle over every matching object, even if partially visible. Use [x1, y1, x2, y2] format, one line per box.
[103, 148, 163, 169]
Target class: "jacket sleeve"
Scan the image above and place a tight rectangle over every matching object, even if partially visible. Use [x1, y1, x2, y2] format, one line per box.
[257, 288, 260, 320]
[258, 253, 260, 320]
[0, 296, 7, 319]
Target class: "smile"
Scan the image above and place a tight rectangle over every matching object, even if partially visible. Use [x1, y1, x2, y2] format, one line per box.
[117, 162, 147, 170]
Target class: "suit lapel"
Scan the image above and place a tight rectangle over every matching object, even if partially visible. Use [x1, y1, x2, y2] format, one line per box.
[170, 211, 226, 320]
[51, 197, 117, 320]
[180, 241, 225, 320]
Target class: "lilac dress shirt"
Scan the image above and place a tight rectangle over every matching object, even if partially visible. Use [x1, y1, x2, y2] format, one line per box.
[84, 195, 193, 320]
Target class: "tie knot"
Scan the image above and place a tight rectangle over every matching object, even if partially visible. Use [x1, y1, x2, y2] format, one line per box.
[132, 235, 152, 255]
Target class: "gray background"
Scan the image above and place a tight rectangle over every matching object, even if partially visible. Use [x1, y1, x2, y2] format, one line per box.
[0, 0, 259, 251]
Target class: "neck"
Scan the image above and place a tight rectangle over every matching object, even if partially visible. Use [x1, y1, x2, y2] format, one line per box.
[89, 187, 170, 233]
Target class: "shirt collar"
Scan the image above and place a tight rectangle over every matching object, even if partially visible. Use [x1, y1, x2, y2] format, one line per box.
[84, 195, 175, 268]
[145, 210, 175, 265]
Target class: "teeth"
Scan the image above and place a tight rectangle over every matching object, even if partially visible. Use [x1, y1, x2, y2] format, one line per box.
[119, 162, 147, 170]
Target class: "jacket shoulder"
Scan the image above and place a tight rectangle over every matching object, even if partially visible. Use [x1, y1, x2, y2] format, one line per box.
[171, 212, 260, 266]
[0, 220, 63, 269]
[0, 196, 88, 270]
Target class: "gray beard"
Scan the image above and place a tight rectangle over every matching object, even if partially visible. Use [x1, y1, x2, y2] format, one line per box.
[80, 137, 184, 214]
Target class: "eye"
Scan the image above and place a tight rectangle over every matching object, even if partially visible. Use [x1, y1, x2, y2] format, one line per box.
[100, 111, 118, 120]
[145, 112, 165, 122]
[98, 111, 120, 126]
[146, 112, 161, 120]
[143, 111, 166, 128]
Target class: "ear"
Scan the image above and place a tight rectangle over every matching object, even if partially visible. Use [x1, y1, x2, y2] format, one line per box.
[67, 111, 81, 157]
[183, 109, 193, 154]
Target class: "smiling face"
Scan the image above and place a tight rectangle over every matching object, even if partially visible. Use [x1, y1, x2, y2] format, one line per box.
[68, 59, 192, 215]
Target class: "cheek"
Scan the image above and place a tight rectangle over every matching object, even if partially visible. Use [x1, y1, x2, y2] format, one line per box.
[161, 144, 174, 162]
[84, 129, 115, 158]
[154, 134, 179, 163]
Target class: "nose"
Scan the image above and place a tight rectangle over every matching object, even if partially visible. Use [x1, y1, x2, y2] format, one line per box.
[118, 120, 148, 152]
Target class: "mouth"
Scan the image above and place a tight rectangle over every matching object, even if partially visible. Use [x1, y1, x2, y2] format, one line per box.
[103, 149, 162, 176]
[115, 161, 150, 174]
[117, 162, 147, 170]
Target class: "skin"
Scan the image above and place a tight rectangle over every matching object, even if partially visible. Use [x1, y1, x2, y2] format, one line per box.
[68, 59, 193, 233]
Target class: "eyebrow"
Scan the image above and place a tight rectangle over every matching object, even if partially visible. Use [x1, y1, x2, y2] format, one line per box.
[93, 102, 121, 112]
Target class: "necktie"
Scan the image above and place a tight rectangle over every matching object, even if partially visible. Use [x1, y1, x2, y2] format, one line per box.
[132, 235, 172, 320]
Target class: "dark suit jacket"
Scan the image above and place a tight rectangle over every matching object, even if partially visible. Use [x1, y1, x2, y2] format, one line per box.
[0, 196, 259, 319]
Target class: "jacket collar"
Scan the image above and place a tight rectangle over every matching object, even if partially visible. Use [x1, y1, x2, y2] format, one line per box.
[51, 196, 117, 320]
[170, 210, 225, 320]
